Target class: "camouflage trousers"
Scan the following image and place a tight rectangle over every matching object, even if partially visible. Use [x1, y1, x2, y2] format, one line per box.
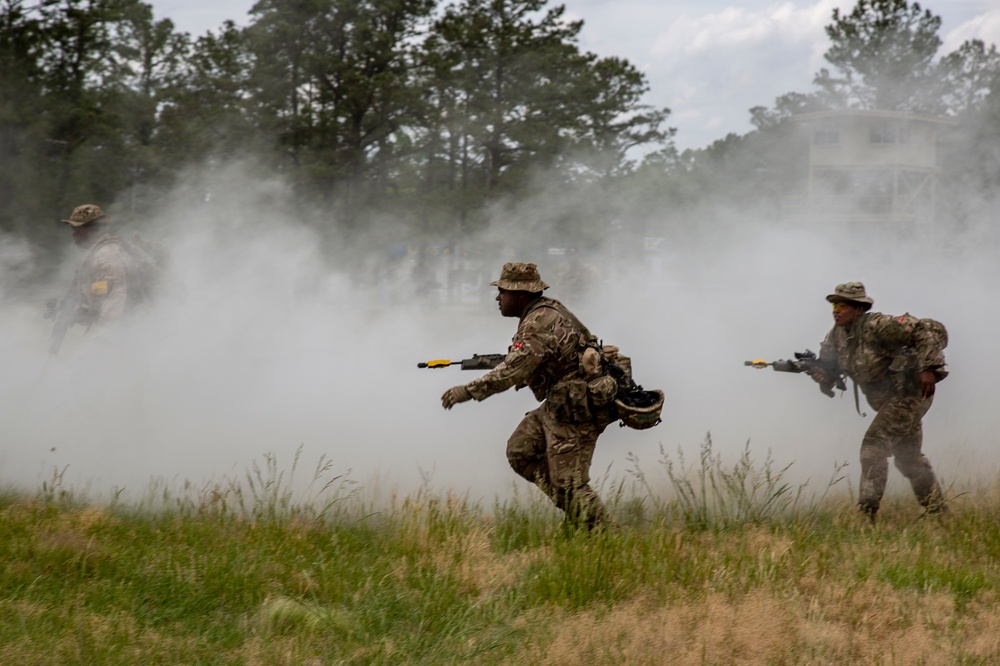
[859, 393, 944, 513]
[506, 403, 609, 529]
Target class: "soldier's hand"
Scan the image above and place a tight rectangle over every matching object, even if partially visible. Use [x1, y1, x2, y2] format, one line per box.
[441, 385, 472, 410]
[808, 367, 828, 384]
[43, 298, 58, 320]
[919, 370, 937, 398]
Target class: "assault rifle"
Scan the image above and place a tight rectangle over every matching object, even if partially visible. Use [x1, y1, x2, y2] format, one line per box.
[744, 349, 846, 397]
[45, 285, 78, 356]
[418, 353, 505, 370]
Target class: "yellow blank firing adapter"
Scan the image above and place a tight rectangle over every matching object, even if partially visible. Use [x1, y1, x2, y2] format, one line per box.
[746, 359, 770, 369]
[417, 359, 455, 368]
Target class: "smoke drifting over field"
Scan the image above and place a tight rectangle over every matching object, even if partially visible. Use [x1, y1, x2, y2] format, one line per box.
[1, 160, 998, 509]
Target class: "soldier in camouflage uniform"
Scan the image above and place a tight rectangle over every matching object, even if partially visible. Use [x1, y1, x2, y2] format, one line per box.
[811, 282, 948, 521]
[51, 205, 138, 348]
[441, 262, 617, 529]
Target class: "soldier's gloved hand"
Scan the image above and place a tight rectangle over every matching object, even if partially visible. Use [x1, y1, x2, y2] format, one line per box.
[919, 370, 937, 398]
[43, 298, 58, 320]
[808, 367, 828, 384]
[441, 385, 472, 410]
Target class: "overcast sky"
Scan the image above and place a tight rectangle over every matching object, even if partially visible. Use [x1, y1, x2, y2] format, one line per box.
[148, 0, 1000, 150]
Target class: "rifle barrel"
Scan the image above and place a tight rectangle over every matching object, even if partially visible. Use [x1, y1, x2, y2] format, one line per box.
[418, 360, 459, 368]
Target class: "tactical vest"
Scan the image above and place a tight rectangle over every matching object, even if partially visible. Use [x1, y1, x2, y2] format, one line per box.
[522, 297, 622, 424]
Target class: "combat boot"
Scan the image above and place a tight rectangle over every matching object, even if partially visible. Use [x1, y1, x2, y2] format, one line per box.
[917, 486, 948, 518]
[920, 498, 949, 519]
[858, 501, 879, 524]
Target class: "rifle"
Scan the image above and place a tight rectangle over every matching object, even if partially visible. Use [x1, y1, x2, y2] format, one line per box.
[46, 284, 78, 357]
[744, 349, 846, 397]
[417, 353, 505, 370]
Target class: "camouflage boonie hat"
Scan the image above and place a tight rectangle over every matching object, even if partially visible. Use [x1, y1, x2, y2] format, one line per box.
[826, 281, 874, 309]
[63, 204, 108, 227]
[490, 262, 549, 292]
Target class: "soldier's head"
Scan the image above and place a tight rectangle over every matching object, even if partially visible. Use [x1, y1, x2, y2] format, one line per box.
[63, 204, 109, 248]
[826, 281, 873, 328]
[490, 262, 548, 317]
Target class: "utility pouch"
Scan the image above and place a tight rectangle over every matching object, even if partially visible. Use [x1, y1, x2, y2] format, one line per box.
[587, 374, 620, 426]
[547, 379, 593, 423]
[587, 374, 618, 407]
[889, 349, 921, 395]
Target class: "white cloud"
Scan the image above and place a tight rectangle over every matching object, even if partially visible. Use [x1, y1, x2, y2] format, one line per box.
[943, 9, 1000, 52]
[650, 1, 848, 58]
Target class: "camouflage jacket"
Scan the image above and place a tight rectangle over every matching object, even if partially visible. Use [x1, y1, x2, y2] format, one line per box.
[465, 297, 595, 403]
[73, 235, 137, 333]
[818, 311, 947, 400]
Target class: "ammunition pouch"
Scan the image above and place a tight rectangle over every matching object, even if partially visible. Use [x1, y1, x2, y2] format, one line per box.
[587, 374, 618, 407]
[587, 374, 620, 426]
[547, 379, 593, 423]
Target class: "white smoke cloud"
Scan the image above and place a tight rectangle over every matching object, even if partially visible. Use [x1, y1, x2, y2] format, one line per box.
[3, 147, 998, 513]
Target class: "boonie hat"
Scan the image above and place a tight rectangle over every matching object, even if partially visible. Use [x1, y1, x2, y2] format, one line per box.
[826, 281, 874, 310]
[63, 204, 108, 227]
[490, 262, 549, 292]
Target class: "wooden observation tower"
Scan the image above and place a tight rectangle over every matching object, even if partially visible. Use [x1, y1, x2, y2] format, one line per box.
[791, 109, 953, 232]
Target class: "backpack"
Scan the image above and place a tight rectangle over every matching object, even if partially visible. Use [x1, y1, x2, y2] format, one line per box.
[122, 231, 170, 303]
[917, 318, 948, 350]
[917, 318, 948, 382]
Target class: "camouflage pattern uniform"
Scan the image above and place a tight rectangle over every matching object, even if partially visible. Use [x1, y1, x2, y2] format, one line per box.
[462, 264, 615, 528]
[63, 205, 138, 337]
[73, 237, 138, 334]
[818, 282, 947, 516]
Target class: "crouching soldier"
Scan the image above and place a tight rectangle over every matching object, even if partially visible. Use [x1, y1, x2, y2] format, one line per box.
[440, 262, 624, 529]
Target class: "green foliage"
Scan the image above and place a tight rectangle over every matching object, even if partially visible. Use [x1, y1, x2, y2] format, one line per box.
[816, 0, 943, 112]
[1, 447, 1000, 663]
[0, 0, 675, 252]
[5, 0, 1000, 259]
[491, 485, 561, 552]
[628, 433, 848, 529]
[672, 0, 1000, 243]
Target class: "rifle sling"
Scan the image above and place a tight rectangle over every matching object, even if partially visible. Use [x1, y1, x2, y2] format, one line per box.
[852, 379, 867, 418]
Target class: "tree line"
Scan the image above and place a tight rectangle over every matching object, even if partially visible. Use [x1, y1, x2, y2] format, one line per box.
[1, 0, 999, 259]
[0, 0, 671, 253]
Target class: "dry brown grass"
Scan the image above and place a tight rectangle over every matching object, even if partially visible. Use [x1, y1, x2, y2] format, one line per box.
[506, 582, 997, 665]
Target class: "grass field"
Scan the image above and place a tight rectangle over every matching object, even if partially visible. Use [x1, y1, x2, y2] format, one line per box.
[2, 440, 998, 665]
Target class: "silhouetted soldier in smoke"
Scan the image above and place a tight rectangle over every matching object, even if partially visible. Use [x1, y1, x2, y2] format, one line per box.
[47, 205, 143, 355]
[440, 262, 623, 530]
[810, 282, 949, 522]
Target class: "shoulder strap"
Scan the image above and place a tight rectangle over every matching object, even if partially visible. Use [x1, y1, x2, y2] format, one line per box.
[524, 297, 594, 340]
[852, 380, 867, 418]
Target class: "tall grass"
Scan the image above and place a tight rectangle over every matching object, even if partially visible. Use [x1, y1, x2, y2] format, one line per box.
[0, 442, 998, 665]
[628, 432, 848, 528]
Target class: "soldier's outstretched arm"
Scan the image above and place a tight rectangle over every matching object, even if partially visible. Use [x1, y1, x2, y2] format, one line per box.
[441, 386, 472, 410]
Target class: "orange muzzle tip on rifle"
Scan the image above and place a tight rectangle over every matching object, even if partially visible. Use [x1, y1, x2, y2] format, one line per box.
[747, 359, 770, 369]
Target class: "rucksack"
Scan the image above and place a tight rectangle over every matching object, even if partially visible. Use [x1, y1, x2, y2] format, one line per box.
[917, 318, 948, 350]
[89, 232, 170, 304]
[124, 231, 170, 302]
[917, 317, 948, 382]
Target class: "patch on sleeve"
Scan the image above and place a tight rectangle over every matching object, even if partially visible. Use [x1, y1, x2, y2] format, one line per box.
[91, 280, 109, 296]
[512, 341, 525, 350]
[898, 316, 905, 323]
